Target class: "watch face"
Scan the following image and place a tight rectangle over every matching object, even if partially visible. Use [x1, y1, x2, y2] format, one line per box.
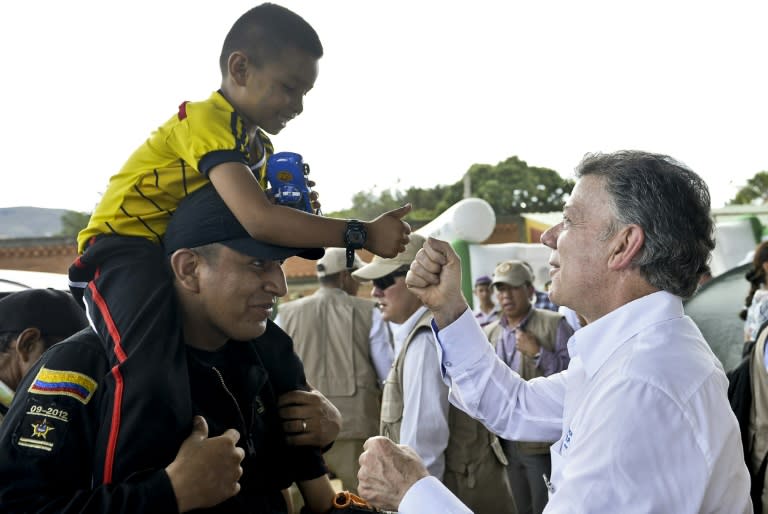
[347, 230, 364, 245]
[345, 222, 366, 248]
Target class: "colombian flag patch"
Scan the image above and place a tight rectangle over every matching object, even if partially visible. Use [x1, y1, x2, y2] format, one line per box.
[28, 367, 98, 405]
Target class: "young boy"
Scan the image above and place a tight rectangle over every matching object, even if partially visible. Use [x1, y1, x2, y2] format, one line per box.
[69, 3, 410, 484]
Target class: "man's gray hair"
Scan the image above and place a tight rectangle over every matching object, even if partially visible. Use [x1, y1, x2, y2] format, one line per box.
[576, 150, 715, 298]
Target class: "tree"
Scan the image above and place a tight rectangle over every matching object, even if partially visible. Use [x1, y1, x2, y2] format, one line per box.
[57, 211, 90, 240]
[327, 155, 574, 220]
[729, 171, 768, 205]
[328, 189, 407, 220]
[463, 156, 574, 216]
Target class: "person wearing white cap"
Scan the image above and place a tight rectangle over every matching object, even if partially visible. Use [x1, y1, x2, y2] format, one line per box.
[277, 247, 393, 494]
[353, 234, 516, 514]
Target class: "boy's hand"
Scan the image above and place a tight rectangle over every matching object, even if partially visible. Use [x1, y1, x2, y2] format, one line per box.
[307, 179, 321, 213]
[365, 204, 412, 258]
[264, 187, 278, 205]
[165, 416, 245, 512]
[279, 388, 341, 448]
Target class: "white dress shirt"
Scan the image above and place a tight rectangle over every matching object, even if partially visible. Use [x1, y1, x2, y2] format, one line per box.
[391, 305, 450, 480]
[369, 307, 394, 385]
[400, 476, 471, 514]
[401, 291, 751, 513]
[558, 305, 583, 331]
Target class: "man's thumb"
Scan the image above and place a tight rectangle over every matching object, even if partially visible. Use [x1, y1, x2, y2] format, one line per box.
[191, 415, 209, 439]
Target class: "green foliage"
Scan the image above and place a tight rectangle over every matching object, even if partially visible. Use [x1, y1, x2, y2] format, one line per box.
[326, 155, 574, 220]
[729, 171, 768, 205]
[57, 211, 91, 240]
[327, 189, 406, 220]
[464, 156, 574, 216]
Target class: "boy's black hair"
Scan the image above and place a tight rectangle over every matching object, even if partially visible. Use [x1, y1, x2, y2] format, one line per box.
[219, 3, 323, 75]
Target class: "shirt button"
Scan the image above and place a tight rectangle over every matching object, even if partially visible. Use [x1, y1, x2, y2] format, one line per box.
[445, 361, 452, 367]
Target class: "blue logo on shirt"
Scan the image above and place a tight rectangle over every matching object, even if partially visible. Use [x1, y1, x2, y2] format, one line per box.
[562, 428, 573, 451]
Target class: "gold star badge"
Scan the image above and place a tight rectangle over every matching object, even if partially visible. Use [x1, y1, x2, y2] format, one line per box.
[31, 419, 55, 440]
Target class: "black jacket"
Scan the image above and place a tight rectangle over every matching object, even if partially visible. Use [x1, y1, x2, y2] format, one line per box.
[0, 321, 326, 514]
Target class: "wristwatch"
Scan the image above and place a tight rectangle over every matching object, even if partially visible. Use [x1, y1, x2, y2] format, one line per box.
[343, 220, 367, 268]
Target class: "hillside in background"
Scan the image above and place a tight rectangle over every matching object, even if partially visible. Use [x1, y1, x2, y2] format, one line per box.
[0, 207, 67, 238]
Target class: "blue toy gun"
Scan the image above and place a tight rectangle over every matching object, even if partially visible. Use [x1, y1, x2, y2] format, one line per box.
[265, 152, 314, 213]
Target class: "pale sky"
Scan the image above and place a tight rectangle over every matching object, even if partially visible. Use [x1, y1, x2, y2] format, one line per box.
[1, 0, 766, 214]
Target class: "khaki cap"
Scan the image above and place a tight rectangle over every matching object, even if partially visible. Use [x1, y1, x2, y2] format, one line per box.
[491, 260, 533, 287]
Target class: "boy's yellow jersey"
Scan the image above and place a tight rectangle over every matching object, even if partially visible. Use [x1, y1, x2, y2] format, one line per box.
[77, 91, 273, 253]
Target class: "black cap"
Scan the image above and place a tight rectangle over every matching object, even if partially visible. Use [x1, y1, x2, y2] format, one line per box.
[164, 184, 324, 261]
[0, 289, 88, 337]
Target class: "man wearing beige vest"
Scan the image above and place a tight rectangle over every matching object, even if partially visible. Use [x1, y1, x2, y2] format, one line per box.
[749, 324, 768, 512]
[484, 260, 573, 514]
[277, 248, 393, 493]
[352, 234, 516, 514]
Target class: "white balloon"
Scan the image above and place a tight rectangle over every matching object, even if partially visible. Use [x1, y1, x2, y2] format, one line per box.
[415, 198, 496, 244]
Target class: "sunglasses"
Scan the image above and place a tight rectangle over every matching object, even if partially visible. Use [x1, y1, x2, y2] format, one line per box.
[372, 271, 408, 291]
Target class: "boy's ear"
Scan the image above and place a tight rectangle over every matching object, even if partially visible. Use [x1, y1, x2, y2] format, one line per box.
[170, 249, 202, 293]
[227, 52, 250, 86]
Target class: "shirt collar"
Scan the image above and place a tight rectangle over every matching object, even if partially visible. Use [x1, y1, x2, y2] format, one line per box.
[499, 305, 533, 330]
[212, 90, 262, 140]
[212, 90, 235, 112]
[567, 291, 684, 378]
[391, 305, 430, 345]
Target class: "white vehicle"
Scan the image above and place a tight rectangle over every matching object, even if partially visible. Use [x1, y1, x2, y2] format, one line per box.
[0, 269, 70, 298]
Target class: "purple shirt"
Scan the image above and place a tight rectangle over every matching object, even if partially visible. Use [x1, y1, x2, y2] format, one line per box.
[495, 308, 573, 376]
[474, 307, 500, 327]
[534, 290, 559, 312]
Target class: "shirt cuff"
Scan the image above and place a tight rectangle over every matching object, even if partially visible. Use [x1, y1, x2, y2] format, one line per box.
[432, 308, 494, 375]
[399, 476, 471, 514]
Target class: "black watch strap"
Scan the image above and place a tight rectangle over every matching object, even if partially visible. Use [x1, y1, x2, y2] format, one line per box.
[344, 220, 366, 268]
[345, 247, 356, 269]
